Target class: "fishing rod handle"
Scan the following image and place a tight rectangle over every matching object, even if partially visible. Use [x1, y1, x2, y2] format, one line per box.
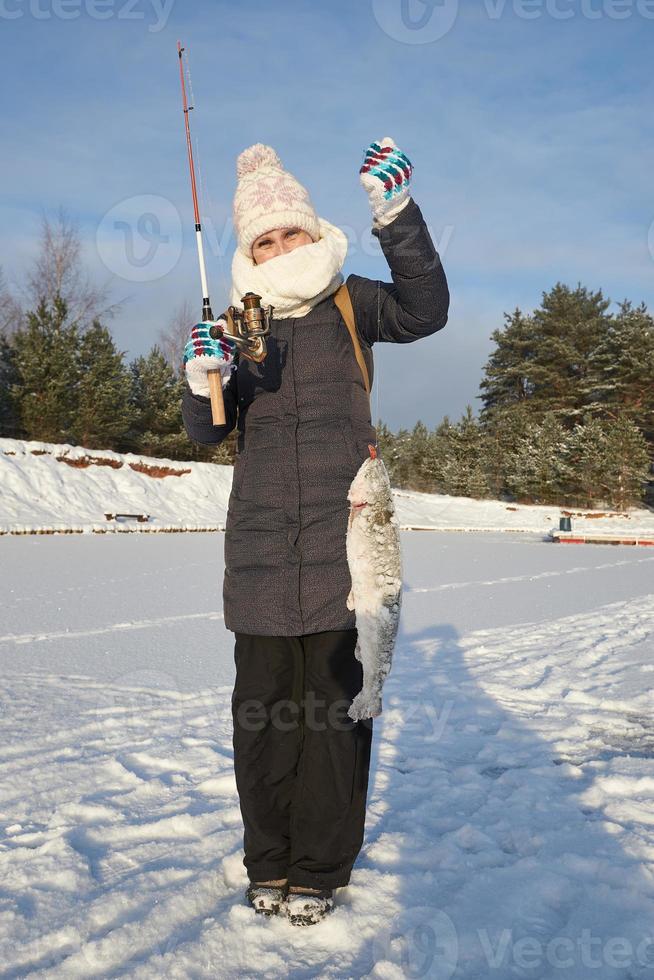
[207, 369, 226, 426]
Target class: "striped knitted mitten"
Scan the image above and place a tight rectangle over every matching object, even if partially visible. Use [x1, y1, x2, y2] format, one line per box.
[183, 320, 236, 398]
[359, 137, 413, 229]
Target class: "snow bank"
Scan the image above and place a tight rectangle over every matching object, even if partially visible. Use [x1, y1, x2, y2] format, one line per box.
[2, 437, 653, 537]
[0, 438, 232, 533]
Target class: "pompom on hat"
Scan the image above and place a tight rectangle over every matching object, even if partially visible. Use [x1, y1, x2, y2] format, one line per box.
[233, 143, 321, 257]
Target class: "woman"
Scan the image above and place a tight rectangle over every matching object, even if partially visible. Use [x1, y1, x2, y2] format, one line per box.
[181, 138, 450, 926]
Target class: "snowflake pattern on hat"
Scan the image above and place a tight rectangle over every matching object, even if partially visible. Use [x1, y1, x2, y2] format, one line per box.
[235, 175, 308, 218]
[232, 145, 321, 256]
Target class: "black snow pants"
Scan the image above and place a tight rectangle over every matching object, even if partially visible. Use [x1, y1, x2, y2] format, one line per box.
[231, 629, 373, 890]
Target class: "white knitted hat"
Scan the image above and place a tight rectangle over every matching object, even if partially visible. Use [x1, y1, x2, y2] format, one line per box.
[233, 144, 321, 257]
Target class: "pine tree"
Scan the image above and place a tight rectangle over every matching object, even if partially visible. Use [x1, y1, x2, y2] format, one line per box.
[383, 425, 413, 488]
[528, 283, 611, 422]
[12, 295, 80, 443]
[0, 265, 21, 337]
[478, 403, 532, 499]
[129, 346, 187, 458]
[587, 300, 654, 444]
[207, 430, 237, 466]
[478, 308, 535, 419]
[376, 420, 399, 483]
[602, 415, 651, 509]
[436, 407, 489, 498]
[421, 415, 453, 492]
[404, 420, 432, 491]
[502, 411, 572, 504]
[71, 321, 135, 449]
[456, 407, 489, 498]
[0, 334, 21, 437]
[565, 414, 650, 509]
[480, 283, 612, 427]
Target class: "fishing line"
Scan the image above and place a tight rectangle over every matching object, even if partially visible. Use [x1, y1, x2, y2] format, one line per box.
[185, 53, 195, 113]
[375, 277, 381, 448]
[196, 135, 230, 304]
[183, 46, 229, 310]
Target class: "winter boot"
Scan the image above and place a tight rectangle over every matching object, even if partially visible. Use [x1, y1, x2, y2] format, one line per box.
[285, 888, 334, 926]
[245, 880, 288, 916]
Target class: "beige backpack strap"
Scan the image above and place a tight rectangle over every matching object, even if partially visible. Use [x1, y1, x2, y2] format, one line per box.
[333, 283, 371, 396]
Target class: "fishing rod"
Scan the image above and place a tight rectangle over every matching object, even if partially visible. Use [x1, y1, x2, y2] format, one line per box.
[176, 41, 273, 427]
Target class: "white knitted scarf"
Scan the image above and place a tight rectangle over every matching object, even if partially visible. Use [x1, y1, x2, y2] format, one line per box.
[230, 217, 348, 318]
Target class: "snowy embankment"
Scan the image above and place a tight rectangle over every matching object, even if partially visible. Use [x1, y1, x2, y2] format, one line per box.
[1, 436, 653, 537]
[0, 438, 233, 534]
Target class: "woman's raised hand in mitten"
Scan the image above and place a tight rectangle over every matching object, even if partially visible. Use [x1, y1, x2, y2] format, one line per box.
[183, 319, 237, 398]
[359, 137, 413, 229]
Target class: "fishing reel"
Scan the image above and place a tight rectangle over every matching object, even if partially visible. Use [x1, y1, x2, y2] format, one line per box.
[210, 292, 273, 364]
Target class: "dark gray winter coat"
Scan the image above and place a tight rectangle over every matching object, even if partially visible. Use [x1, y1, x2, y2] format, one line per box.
[181, 198, 449, 636]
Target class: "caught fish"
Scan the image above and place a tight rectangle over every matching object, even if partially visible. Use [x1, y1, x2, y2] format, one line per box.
[346, 445, 402, 721]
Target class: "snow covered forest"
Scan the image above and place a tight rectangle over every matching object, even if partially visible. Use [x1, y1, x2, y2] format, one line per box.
[1, 214, 652, 511]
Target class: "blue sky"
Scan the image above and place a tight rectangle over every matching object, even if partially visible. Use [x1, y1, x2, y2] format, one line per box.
[1, 0, 652, 429]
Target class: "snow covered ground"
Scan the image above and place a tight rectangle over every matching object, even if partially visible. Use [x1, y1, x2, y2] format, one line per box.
[1, 532, 653, 978]
[2, 437, 654, 538]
